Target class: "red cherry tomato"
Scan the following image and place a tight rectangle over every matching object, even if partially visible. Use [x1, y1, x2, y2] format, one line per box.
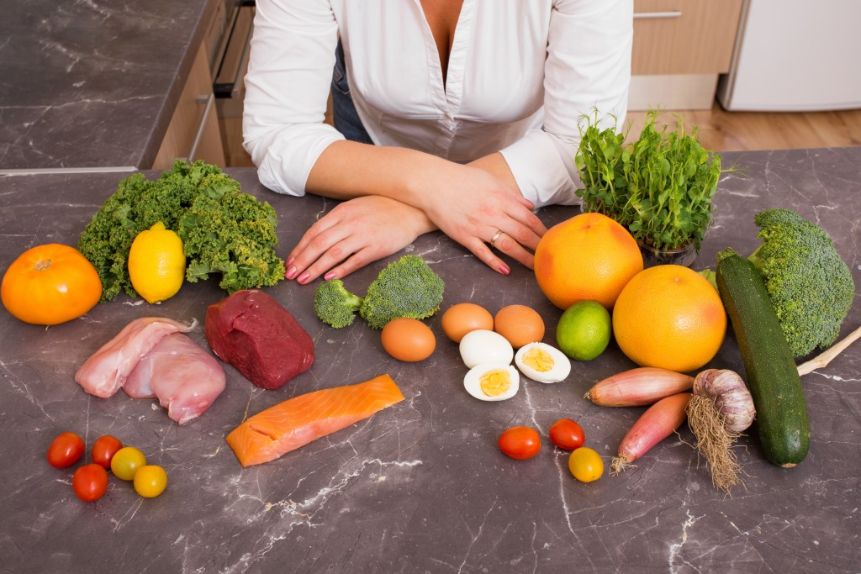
[72, 464, 109, 502]
[47, 432, 85, 469]
[91, 435, 123, 469]
[549, 418, 585, 451]
[498, 426, 541, 460]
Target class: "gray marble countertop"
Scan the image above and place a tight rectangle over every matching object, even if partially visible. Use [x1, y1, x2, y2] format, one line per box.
[0, 0, 214, 170]
[0, 148, 859, 573]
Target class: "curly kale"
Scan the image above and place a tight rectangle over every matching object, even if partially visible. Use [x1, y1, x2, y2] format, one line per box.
[314, 280, 364, 328]
[359, 255, 445, 329]
[748, 208, 854, 358]
[78, 161, 284, 300]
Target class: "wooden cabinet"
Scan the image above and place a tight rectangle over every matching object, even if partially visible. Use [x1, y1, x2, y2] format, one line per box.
[633, 0, 744, 74]
[630, 0, 745, 110]
[152, 41, 226, 170]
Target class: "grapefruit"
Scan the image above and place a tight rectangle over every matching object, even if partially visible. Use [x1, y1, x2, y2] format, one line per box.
[612, 265, 727, 372]
[534, 213, 643, 309]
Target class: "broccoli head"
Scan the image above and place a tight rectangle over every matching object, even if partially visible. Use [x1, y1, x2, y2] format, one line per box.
[314, 279, 364, 328]
[749, 208, 855, 358]
[359, 255, 445, 329]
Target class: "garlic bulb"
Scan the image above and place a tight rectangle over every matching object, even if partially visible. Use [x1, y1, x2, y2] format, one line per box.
[693, 369, 755, 433]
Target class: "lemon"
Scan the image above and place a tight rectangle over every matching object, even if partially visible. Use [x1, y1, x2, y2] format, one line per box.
[555, 300, 611, 361]
[128, 222, 185, 303]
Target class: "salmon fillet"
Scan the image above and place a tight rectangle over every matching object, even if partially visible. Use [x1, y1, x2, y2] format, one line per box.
[226, 375, 404, 467]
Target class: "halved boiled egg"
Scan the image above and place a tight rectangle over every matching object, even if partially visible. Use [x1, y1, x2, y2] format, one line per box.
[514, 342, 571, 384]
[459, 329, 514, 369]
[463, 363, 520, 401]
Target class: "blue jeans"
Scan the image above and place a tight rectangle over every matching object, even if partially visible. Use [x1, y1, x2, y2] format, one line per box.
[332, 41, 373, 144]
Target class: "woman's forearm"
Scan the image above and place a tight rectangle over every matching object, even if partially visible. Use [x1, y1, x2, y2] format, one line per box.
[305, 141, 523, 209]
[466, 152, 520, 194]
[305, 141, 446, 209]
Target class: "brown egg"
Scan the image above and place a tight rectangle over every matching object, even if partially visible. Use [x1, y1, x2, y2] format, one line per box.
[441, 303, 494, 343]
[494, 305, 545, 349]
[381, 318, 436, 362]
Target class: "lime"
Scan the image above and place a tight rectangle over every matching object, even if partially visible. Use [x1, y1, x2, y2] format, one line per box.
[556, 301, 611, 361]
[128, 222, 185, 304]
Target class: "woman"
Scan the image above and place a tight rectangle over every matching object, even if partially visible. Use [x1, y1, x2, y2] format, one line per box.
[243, 0, 632, 284]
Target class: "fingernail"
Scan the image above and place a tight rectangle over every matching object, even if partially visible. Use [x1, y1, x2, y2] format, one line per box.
[498, 264, 510, 275]
[324, 271, 336, 280]
[297, 272, 311, 284]
[286, 265, 298, 280]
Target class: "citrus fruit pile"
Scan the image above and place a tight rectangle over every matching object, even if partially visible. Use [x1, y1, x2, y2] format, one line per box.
[534, 212, 726, 370]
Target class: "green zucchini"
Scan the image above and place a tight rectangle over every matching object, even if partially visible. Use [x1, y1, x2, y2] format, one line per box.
[716, 252, 810, 467]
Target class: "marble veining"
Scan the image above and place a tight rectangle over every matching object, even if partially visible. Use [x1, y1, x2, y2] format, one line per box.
[0, 148, 859, 573]
[0, 0, 213, 169]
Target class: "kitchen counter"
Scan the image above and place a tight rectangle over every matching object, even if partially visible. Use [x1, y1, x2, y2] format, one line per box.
[1, 147, 859, 573]
[0, 0, 215, 170]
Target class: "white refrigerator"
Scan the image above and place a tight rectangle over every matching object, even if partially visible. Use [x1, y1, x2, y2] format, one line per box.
[717, 0, 861, 111]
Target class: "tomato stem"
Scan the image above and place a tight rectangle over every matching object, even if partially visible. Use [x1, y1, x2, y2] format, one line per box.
[34, 258, 53, 271]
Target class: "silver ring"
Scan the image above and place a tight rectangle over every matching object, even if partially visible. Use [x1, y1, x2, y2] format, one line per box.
[490, 230, 503, 246]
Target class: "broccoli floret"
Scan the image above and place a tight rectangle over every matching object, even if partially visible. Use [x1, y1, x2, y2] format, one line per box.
[749, 208, 855, 358]
[314, 279, 364, 328]
[359, 255, 445, 329]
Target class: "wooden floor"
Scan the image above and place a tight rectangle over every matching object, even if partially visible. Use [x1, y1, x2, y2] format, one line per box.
[626, 103, 861, 152]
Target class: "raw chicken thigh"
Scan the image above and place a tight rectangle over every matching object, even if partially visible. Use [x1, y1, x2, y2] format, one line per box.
[75, 317, 196, 398]
[125, 334, 226, 425]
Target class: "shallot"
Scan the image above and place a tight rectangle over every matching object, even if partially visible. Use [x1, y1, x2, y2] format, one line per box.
[687, 369, 755, 493]
[585, 367, 693, 407]
[611, 392, 691, 474]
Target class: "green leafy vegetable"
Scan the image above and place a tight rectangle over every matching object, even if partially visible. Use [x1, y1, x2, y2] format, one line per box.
[575, 111, 723, 251]
[78, 161, 284, 300]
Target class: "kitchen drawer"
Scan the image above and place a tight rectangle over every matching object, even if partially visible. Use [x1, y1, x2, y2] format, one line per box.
[153, 43, 226, 170]
[215, 4, 254, 167]
[632, 0, 744, 75]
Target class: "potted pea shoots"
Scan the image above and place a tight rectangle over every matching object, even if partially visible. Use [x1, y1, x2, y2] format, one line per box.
[574, 111, 723, 266]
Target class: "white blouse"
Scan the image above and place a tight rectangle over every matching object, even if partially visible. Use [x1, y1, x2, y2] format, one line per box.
[243, 0, 633, 208]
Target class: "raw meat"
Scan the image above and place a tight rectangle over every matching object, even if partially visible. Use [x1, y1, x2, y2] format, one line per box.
[124, 333, 226, 425]
[226, 375, 404, 467]
[205, 290, 314, 390]
[75, 317, 196, 398]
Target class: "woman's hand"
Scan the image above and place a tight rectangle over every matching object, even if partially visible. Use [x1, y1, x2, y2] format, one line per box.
[411, 162, 548, 274]
[286, 195, 435, 284]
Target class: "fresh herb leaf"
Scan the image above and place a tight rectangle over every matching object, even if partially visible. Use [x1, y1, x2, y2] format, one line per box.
[575, 110, 722, 251]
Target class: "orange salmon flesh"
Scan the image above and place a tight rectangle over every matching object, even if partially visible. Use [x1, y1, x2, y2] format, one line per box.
[226, 374, 405, 467]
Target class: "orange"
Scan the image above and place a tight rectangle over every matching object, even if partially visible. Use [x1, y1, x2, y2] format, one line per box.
[612, 265, 726, 372]
[534, 213, 643, 309]
[1, 243, 102, 325]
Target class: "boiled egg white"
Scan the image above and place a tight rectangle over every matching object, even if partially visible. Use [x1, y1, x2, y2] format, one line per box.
[514, 342, 571, 384]
[463, 363, 520, 401]
[459, 329, 514, 369]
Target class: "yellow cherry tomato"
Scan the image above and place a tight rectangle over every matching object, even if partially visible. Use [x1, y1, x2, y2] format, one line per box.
[133, 465, 168, 498]
[111, 447, 147, 481]
[568, 447, 604, 483]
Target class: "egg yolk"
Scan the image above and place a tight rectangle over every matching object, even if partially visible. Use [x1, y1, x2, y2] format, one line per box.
[523, 348, 554, 372]
[480, 370, 511, 397]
